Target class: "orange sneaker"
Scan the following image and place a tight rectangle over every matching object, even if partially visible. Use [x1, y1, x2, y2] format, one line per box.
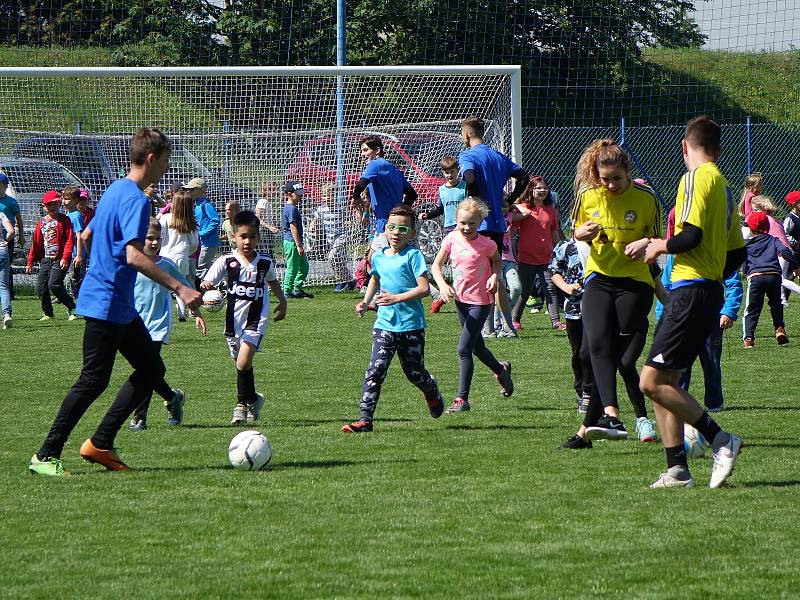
[430, 298, 445, 314]
[79, 438, 130, 471]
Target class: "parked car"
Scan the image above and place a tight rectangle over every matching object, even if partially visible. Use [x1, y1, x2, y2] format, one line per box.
[286, 131, 463, 261]
[0, 156, 88, 265]
[14, 134, 257, 209]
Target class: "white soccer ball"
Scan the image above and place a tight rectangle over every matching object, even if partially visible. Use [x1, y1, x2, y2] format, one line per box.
[683, 424, 708, 459]
[202, 289, 225, 312]
[228, 430, 272, 471]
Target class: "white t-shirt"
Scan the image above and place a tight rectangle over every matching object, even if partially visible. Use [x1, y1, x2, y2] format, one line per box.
[158, 213, 199, 275]
[255, 198, 275, 228]
[0, 212, 10, 250]
[204, 251, 277, 340]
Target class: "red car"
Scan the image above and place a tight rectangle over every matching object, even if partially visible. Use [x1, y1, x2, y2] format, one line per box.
[286, 131, 463, 261]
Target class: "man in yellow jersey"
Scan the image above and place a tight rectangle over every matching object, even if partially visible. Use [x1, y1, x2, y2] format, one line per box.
[640, 116, 746, 489]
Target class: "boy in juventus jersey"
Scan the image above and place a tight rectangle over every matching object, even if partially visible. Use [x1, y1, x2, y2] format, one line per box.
[202, 210, 287, 425]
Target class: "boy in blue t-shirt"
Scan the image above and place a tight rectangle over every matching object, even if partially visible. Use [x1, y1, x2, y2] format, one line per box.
[62, 185, 86, 298]
[281, 180, 313, 299]
[343, 204, 443, 433]
[419, 155, 466, 235]
[351, 135, 418, 235]
[0, 171, 25, 300]
[29, 128, 202, 476]
[128, 217, 206, 431]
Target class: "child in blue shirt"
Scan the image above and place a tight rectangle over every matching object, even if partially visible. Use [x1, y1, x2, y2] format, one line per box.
[281, 180, 313, 299]
[420, 155, 466, 236]
[128, 218, 206, 431]
[343, 204, 443, 433]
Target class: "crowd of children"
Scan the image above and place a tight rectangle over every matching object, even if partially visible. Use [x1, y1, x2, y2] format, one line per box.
[25, 115, 798, 492]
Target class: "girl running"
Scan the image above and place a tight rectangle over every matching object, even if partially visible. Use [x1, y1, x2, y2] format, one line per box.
[431, 198, 514, 412]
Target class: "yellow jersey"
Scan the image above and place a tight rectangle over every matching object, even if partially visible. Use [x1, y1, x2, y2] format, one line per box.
[572, 181, 663, 287]
[672, 162, 745, 283]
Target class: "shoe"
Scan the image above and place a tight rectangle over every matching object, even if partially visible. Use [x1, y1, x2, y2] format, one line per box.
[710, 432, 744, 488]
[287, 290, 303, 299]
[345, 280, 356, 291]
[636, 417, 658, 443]
[167, 388, 185, 426]
[577, 393, 591, 414]
[650, 469, 695, 488]
[38, 314, 52, 321]
[497, 328, 518, 338]
[776, 326, 789, 345]
[177, 315, 187, 323]
[585, 414, 628, 440]
[561, 434, 592, 449]
[425, 391, 444, 418]
[482, 330, 497, 339]
[294, 290, 314, 299]
[360, 286, 368, 295]
[247, 393, 265, 422]
[430, 298, 446, 314]
[707, 404, 725, 413]
[29, 454, 65, 476]
[2, 314, 10, 329]
[530, 306, 542, 314]
[334, 283, 347, 292]
[342, 419, 373, 433]
[79, 438, 130, 471]
[743, 337, 755, 348]
[446, 397, 470, 412]
[552, 320, 567, 331]
[127, 418, 147, 432]
[496, 361, 514, 397]
[512, 321, 523, 331]
[230, 404, 247, 425]
[66, 309, 77, 321]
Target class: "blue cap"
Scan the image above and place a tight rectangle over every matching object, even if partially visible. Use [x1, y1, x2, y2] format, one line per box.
[0, 172, 8, 185]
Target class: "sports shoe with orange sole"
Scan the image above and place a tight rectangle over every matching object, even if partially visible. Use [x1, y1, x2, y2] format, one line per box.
[429, 298, 446, 314]
[79, 438, 130, 471]
[342, 420, 373, 433]
[776, 326, 789, 345]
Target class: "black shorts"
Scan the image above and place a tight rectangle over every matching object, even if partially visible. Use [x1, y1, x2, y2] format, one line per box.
[646, 281, 723, 371]
[479, 230, 504, 254]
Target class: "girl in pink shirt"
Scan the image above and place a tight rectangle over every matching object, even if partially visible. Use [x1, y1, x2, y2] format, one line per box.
[431, 198, 514, 413]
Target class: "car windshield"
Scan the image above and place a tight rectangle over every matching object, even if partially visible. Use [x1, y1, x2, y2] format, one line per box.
[100, 139, 211, 180]
[3, 163, 81, 194]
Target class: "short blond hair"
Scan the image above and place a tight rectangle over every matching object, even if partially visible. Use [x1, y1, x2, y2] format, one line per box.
[457, 197, 489, 220]
[744, 172, 764, 193]
[751, 194, 776, 215]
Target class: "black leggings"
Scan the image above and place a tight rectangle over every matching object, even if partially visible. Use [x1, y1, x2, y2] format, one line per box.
[581, 275, 653, 424]
[513, 262, 560, 323]
[455, 301, 502, 400]
[133, 341, 177, 421]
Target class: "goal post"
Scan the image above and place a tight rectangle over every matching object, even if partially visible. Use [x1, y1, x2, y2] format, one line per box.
[0, 65, 521, 285]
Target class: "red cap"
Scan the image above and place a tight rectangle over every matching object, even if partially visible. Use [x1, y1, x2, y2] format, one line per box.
[785, 191, 800, 207]
[42, 190, 61, 205]
[746, 210, 770, 234]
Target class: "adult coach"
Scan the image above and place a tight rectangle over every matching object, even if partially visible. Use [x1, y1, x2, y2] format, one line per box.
[351, 135, 417, 235]
[29, 127, 202, 476]
[640, 116, 746, 489]
[459, 116, 529, 326]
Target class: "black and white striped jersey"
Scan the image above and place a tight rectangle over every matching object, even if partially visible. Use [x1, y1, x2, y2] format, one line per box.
[205, 252, 277, 338]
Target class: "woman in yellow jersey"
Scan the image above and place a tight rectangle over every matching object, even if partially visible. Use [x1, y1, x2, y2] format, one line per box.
[569, 139, 664, 445]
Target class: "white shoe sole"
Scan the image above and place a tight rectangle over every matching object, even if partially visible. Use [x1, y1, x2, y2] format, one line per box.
[710, 434, 744, 488]
[585, 427, 629, 441]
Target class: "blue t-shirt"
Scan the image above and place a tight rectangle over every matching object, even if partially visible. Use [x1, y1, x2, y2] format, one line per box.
[370, 246, 427, 332]
[67, 210, 84, 258]
[439, 181, 467, 228]
[76, 178, 150, 323]
[281, 203, 303, 243]
[0, 194, 20, 220]
[134, 256, 190, 343]
[459, 144, 521, 233]
[362, 158, 411, 232]
[195, 198, 221, 247]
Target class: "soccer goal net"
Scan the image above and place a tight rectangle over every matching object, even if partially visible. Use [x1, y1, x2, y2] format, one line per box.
[0, 65, 520, 286]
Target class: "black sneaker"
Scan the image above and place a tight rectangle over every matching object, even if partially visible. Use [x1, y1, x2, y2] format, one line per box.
[585, 415, 628, 440]
[294, 290, 314, 299]
[287, 291, 304, 299]
[561, 434, 592, 449]
[495, 361, 514, 397]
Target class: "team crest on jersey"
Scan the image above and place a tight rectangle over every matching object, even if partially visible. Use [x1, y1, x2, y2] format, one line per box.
[230, 261, 239, 269]
[592, 211, 601, 218]
[624, 210, 637, 224]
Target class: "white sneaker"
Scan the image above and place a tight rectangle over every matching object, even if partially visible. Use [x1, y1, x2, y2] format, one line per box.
[650, 469, 695, 488]
[247, 393, 265, 422]
[710, 432, 744, 488]
[2, 314, 11, 329]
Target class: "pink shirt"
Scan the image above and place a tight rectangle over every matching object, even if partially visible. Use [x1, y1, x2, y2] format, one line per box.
[516, 204, 558, 265]
[768, 215, 791, 249]
[501, 212, 516, 262]
[442, 231, 497, 305]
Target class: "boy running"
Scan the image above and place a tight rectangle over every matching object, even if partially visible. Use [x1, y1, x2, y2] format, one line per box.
[640, 116, 747, 489]
[29, 128, 202, 475]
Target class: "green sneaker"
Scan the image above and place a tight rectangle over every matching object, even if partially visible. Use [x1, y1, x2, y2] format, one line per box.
[38, 315, 52, 321]
[29, 454, 65, 476]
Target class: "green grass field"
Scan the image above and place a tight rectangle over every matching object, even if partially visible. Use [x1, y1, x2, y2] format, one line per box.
[2, 289, 799, 599]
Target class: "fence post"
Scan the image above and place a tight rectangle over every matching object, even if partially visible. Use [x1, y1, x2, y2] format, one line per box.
[746, 115, 751, 174]
[620, 116, 625, 145]
[223, 119, 230, 180]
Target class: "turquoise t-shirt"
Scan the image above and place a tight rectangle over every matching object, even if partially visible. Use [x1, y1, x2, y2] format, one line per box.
[370, 246, 427, 332]
[439, 181, 466, 228]
[134, 256, 191, 343]
[0, 194, 20, 220]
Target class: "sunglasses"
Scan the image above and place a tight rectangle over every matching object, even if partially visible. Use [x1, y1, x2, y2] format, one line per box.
[385, 223, 411, 234]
